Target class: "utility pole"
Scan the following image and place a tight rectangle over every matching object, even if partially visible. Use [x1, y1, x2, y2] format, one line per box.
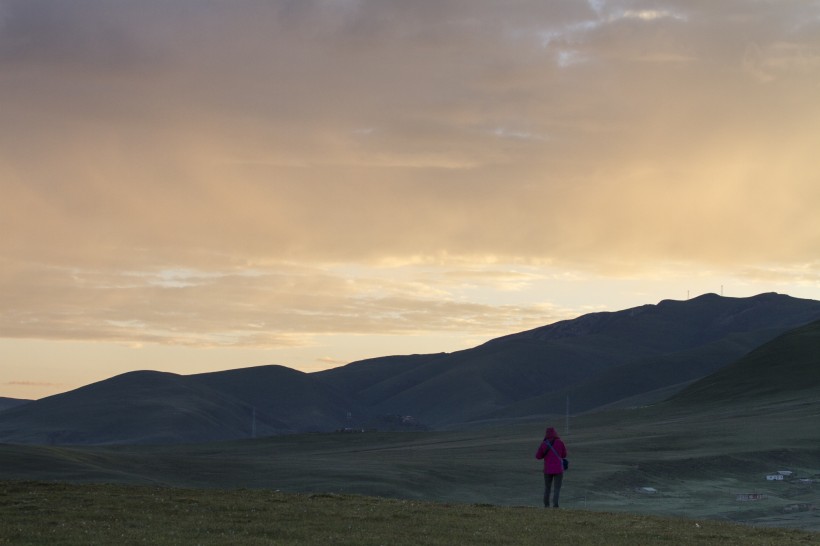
[565, 395, 570, 436]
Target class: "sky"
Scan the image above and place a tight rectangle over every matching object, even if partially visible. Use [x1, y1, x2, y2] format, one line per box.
[2, 0, 820, 400]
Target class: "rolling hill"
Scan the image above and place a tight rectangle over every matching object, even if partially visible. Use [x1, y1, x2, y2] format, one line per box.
[0, 366, 357, 444]
[665, 317, 820, 405]
[1, 292, 820, 445]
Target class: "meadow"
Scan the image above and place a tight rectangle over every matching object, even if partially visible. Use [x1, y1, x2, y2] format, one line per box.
[1, 390, 818, 535]
[1, 481, 818, 545]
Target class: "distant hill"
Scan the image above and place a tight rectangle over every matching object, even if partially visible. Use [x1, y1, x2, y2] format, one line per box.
[666, 317, 820, 406]
[1, 292, 820, 445]
[0, 397, 30, 413]
[0, 366, 357, 445]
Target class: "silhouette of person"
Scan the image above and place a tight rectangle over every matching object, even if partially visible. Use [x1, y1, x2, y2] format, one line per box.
[535, 426, 567, 508]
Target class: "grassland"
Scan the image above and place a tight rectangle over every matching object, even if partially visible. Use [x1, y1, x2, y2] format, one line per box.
[1, 481, 818, 545]
[1, 390, 818, 535]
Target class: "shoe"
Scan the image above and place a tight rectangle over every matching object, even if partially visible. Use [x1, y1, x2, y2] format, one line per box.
[553, 505, 560, 509]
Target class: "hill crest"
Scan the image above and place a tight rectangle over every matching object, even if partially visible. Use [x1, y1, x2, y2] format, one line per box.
[2, 292, 820, 444]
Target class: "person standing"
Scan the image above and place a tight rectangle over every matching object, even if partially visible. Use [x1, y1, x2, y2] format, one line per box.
[535, 426, 567, 508]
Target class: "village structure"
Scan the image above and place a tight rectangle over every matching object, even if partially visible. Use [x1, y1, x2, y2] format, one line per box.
[632, 468, 816, 507]
[736, 493, 767, 502]
[733, 469, 817, 510]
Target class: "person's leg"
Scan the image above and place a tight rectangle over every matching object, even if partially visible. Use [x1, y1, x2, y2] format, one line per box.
[543, 474, 554, 507]
[552, 473, 564, 507]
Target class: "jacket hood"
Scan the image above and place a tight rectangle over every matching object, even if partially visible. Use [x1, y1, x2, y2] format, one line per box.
[545, 427, 559, 440]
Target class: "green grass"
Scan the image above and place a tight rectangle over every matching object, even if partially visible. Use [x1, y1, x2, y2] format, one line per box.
[667, 318, 820, 403]
[1, 391, 818, 535]
[1, 481, 818, 545]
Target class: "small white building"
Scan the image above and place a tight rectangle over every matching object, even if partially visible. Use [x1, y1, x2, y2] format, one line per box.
[766, 474, 784, 481]
[778, 470, 793, 476]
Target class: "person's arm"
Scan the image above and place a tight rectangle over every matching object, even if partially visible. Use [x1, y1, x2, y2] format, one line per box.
[535, 441, 547, 460]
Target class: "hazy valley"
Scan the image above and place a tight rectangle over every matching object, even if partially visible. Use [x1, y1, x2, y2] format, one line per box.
[1, 292, 819, 533]
[2, 292, 819, 445]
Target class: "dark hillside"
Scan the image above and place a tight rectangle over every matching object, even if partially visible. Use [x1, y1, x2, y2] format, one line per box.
[0, 367, 357, 445]
[489, 328, 785, 418]
[313, 354, 445, 401]
[321, 293, 820, 424]
[354, 338, 642, 424]
[0, 371, 252, 444]
[666, 318, 820, 405]
[0, 397, 29, 413]
[190, 365, 360, 432]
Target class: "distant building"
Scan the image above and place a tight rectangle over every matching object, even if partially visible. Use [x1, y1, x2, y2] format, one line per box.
[783, 503, 815, 513]
[766, 474, 784, 481]
[736, 493, 767, 501]
[777, 470, 793, 476]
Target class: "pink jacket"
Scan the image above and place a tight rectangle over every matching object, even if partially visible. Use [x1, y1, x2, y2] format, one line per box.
[535, 427, 567, 475]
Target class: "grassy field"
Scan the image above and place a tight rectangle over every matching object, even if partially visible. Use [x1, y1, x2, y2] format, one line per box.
[1, 481, 818, 545]
[1, 391, 818, 535]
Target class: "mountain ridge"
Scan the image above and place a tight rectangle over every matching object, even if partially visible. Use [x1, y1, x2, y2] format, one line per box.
[2, 292, 820, 445]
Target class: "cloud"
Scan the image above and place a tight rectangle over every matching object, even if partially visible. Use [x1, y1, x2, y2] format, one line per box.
[0, 260, 569, 348]
[743, 41, 820, 82]
[1, 1, 819, 350]
[4, 381, 62, 387]
[739, 263, 820, 285]
[316, 356, 348, 366]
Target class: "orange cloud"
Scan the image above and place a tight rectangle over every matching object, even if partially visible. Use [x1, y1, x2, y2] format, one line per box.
[1, 0, 819, 353]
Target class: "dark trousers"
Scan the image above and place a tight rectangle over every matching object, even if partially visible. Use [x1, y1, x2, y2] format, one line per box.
[543, 473, 563, 507]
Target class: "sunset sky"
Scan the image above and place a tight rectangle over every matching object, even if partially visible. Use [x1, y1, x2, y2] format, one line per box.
[3, 1, 820, 400]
